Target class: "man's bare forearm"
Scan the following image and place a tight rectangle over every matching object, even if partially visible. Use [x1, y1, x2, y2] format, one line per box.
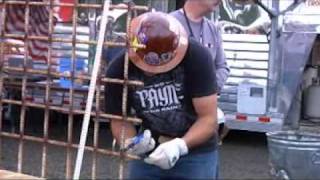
[182, 116, 217, 149]
[111, 120, 137, 145]
[182, 94, 218, 149]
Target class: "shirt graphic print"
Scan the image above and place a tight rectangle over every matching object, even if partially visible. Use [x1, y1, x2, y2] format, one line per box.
[130, 66, 196, 137]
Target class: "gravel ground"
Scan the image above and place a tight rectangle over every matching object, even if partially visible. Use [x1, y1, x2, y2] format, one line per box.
[0, 111, 271, 179]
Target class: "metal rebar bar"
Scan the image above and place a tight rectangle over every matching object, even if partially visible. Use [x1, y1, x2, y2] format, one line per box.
[2, 34, 142, 48]
[0, 0, 148, 178]
[3, 67, 144, 86]
[91, 55, 103, 180]
[0, 0, 7, 167]
[92, 120, 99, 180]
[119, 1, 133, 180]
[1, 98, 142, 124]
[65, 0, 79, 178]
[1, 131, 140, 160]
[92, 91, 100, 180]
[2, 1, 149, 11]
[41, 0, 55, 177]
[66, 111, 73, 179]
[17, 0, 31, 173]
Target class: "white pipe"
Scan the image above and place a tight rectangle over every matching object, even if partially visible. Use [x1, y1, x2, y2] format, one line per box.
[73, 0, 111, 179]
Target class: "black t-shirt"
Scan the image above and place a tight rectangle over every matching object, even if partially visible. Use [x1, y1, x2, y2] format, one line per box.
[105, 39, 218, 152]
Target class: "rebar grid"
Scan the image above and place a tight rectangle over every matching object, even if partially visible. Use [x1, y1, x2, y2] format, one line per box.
[0, 0, 147, 178]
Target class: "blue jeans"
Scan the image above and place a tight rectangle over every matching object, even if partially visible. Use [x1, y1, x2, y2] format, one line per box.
[128, 149, 219, 179]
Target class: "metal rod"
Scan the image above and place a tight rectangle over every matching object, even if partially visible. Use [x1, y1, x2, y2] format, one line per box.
[2, 1, 148, 11]
[0, 1, 6, 167]
[0, 0, 149, 178]
[92, 59, 102, 180]
[2, 34, 147, 51]
[3, 33, 130, 47]
[73, 1, 111, 179]
[119, 1, 133, 179]
[18, 0, 31, 173]
[41, 0, 55, 177]
[66, 0, 78, 178]
[1, 99, 142, 123]
[92, 120, 99, 180]
[0, 132, 140, 160]
[0, 0, 6, 134]
[3, 68, 144, 86]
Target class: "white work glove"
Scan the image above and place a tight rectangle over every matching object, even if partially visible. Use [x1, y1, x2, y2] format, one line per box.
[217, 107, 225, 124]
[124, 129, 155, 156]
[144, 138, 188, 170]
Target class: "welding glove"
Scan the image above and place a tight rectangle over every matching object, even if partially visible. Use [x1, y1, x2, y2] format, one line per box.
[144, 138, 188, 170]
[124, 129, 155, 156]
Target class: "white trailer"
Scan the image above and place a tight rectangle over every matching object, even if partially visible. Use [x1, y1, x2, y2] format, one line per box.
[220, 0, 320, 132]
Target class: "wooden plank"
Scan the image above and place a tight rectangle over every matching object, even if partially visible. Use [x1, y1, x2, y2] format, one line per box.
[0, 170, 41, 179]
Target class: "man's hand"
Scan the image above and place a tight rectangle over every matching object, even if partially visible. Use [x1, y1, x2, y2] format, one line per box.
[144, 138, 188, 169]
[124, 129, 155, 156]
[219, 21, 246, 34]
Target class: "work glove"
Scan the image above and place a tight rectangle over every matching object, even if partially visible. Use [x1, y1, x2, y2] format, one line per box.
[144, 138, 188, 170]
[124, 129, 155, 156]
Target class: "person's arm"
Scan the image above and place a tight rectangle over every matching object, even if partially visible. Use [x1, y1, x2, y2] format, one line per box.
[144, 95, 218, 169]
[144, 42, 218, 169]
[183, 40, 219, 148]
[214, 23, 230, 92]
[111, 119, 136, 145]
[104, 55, 137, 145]
[244, 6, 271, 34]
[105, 55, 155, 154]
[182, 94, 218, 149]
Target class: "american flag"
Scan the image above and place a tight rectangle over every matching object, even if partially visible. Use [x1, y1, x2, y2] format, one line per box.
[3, 0, 59, 61]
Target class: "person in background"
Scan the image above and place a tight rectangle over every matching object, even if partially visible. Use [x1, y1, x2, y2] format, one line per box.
[171, 0, 229, 92]
[171, 0, 230, 145]
[219, 0, 271, 34]
[105, 12, 219, 179]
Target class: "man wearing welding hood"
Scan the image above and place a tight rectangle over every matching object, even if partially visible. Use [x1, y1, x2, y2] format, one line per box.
[105, 12, 219, 179]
